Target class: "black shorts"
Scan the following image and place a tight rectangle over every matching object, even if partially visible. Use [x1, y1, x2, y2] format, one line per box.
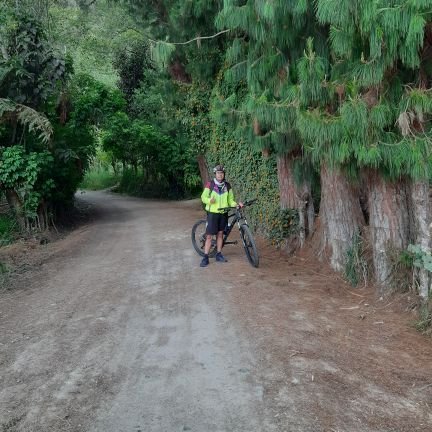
[206, 212, 228, 235]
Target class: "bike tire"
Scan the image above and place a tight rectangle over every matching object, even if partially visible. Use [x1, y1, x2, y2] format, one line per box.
[191, 220, 217, 258]
[239, 224, 259, 268]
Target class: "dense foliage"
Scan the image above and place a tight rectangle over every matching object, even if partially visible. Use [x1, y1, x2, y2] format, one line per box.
[0, 4, 123, 229]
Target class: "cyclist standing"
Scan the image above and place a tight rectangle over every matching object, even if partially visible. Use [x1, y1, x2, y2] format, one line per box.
[200, 164, 243, 267]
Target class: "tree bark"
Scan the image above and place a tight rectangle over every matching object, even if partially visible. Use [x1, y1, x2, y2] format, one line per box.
[367, 171, 411, 290]
[410, 180, 431, 299]
[277, 154, 314, 249]
[197, 154, 209, 186]
[168, 60, 191, 83]
[318, 164, 364, 272]
[4, 188, 26, 230]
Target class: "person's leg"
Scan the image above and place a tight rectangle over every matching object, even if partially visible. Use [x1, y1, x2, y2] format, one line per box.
[200, 235, 211, 267]
[216, 231, 224, 252]
[215, 213, 228, 262]
[201, 214, 216, 267]
[204, 234, 213, 254]
[215, 231, 227, 262]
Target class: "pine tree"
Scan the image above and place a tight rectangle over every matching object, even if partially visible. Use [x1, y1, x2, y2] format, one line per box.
[309, 0, 432, 291]
[217, 0, 432, 293]
[215, 0, 326, 248]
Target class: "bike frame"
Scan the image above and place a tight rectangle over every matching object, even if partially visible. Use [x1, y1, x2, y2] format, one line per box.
[222, 208, 246, 245]
[219, 199, 256, 246]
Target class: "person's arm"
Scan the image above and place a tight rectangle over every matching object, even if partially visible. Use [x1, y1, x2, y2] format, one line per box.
[228, 189, 244, 208]
[201, 182, 215, 205]
[228, 189, 238, 207]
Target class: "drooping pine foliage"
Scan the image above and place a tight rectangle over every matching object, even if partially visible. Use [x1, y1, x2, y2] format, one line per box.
[215, 0, 432, 180]
[302, 0, 432, 180]
[214, 0, 328, 195]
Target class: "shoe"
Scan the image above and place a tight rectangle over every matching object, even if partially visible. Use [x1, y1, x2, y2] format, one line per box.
[200, 256, 209, 267]
[215, 252, 227, 263]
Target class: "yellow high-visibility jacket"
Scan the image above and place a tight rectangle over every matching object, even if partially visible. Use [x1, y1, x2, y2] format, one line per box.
[201, 180, 237, 214]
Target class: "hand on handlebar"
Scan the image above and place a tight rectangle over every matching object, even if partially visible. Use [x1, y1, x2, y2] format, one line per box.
[237, 202, 244, 209]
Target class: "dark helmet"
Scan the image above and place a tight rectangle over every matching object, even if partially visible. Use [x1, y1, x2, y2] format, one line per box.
[213, 164, 225, 173]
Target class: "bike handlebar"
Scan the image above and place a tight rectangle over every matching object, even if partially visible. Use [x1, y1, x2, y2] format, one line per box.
[217, 198, 257, 212]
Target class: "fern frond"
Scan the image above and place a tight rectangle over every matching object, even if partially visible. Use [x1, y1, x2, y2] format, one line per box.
[0, 98, 53, 144]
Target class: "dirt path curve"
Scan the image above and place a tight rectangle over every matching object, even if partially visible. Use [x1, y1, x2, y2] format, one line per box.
[1, 191, 432, 432]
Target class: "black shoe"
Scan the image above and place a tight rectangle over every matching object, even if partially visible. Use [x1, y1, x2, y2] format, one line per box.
[200, 256, 209, 267]
[215, 252, 227, 262]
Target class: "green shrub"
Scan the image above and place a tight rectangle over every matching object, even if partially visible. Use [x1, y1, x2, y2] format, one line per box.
[81, 166, 119, 190]
[0, 214, 18, 246]
[117, 169, 169, 198]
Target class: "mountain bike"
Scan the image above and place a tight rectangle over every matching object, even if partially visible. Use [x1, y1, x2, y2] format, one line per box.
[191, 199, 259, 268]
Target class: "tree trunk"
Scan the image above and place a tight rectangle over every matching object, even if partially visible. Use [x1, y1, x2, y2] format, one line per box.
[277, 154, 314, 249]
[277, 154, 298, 209]
[410, 180, 431, 299]
[4, 188, 26, 230]
[367, 171, 411, 290]
[197, 154, 209, 186]
[318, 164, 364, 272]
[37, 200, 49, 231]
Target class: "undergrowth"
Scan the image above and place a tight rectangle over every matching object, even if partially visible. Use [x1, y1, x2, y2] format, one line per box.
[0, 214, 18, 246]
[344, 230, 368, 287]
[80, 166, 119, 190]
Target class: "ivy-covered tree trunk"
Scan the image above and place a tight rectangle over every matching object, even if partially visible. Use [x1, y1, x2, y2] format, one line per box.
[277, 154, 314, 248]
[197, 154, 209, 186]
[410, 180, 431, 299]
[318, 164, 364, 272]
[368, 172, 411, 290]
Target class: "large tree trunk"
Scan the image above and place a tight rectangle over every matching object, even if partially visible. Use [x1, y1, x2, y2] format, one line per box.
[37, 199, 49, 232]
[277, 154, 314, 249]
[197, 154, 209, 186]
[4, 188, 26, 230]
[318, 164, 364, 272]
[410, 180, 432, 299]
[368, 172, 411, 291]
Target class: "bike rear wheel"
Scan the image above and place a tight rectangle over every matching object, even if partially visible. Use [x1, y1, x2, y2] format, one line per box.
[239, 224, 259, 267]
[191, 220, 217, 258]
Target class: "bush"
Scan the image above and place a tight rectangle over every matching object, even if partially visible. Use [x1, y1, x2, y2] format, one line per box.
[0, 214, 18, 246]
[117, 169, 169, 198]
[81, 166, 119, 190]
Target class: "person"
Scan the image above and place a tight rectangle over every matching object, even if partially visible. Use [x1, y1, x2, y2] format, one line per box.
[200, 164, 243, 267]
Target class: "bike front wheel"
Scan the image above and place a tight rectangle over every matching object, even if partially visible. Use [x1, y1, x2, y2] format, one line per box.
[191, 220, 217, 257]
[239, 224, 259, 268]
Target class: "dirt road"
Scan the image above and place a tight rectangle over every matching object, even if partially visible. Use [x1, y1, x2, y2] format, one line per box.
[1, 191, 432, 432]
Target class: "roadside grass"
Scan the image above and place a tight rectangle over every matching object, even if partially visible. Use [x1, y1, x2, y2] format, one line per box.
[80, 166, 119, 190]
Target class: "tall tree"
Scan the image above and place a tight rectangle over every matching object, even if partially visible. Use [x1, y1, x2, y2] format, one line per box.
[310, 0, 432, 292]
[215, 1, 326, 249]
